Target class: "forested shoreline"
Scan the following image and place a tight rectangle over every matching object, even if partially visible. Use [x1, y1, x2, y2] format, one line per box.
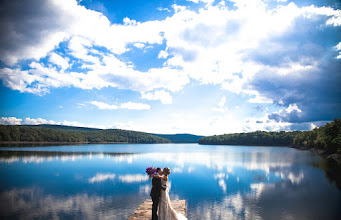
[199, 119, 340, 151]
[199, 119, 341, 167]
[292, 119, 341, 153]
[0, 125, 170, 144]
[198, 130, 300, 146]
[1, 119, 340, 155]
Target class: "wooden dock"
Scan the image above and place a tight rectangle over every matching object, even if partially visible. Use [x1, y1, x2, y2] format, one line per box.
[128, 199, 186, 220]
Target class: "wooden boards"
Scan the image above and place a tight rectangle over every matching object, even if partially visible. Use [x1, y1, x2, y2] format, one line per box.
[128, 199, 186, 220]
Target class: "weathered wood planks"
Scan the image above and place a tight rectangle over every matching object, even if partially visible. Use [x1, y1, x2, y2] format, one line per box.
[128, 199, 186, 220]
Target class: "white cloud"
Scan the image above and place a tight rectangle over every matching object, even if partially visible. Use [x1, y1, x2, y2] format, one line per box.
[0, 117, 22, 125]
[0, 0, 340, 134]
[113, 121, 135, 130]
[90, 101, 118, 110]
[90, 100, 150, 110]
[141, 90, 173, 104]
[22, 117, 58, 125]
[77, 103, 86, 108]
[88, 173, 116, 183]
[133, 42, 145, 48]
[60, 120, 88, 127]
[173, 167, 183, 173]
[139, 184, 151, 194]
[214, 173, 226, 179]
[0, 116, 104, 129]
[218, 96, 226, 108]
[118, 174, 149, 183]
[158, 50, 169, 59]
[157, 7, 171, 12]
[335, 42, 341, 59]
[120, 102, 151, 110]
[0, 68, 49, 94]
[172, 4, 187, 13]
[287, 172, 304, 184]
[218, 179, 227, 193]
[0, 117, 58, 126]
[1, 0, 339, 103]
[186, 0, 214, 5]
[248, 94, 273, 104]
[49, 53, 69, 70]
[213, 96, 228, 113]
[267, 103, 302, 123]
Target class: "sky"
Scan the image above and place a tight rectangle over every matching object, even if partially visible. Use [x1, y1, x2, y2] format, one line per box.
[0, 0, 340, 135]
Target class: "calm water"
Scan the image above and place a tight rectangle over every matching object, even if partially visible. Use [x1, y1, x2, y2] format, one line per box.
[0, 144, 340, 219]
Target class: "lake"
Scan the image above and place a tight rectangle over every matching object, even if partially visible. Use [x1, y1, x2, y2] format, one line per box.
[0, 143, 340, 219]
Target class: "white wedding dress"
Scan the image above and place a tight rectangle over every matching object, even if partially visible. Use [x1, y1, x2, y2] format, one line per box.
[158, 178, 187, 220]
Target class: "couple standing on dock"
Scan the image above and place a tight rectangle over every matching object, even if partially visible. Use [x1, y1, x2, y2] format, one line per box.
[150, 167, 187, 220]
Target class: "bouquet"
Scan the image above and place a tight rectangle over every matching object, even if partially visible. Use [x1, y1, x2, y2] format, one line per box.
[146, 166, 156, 181]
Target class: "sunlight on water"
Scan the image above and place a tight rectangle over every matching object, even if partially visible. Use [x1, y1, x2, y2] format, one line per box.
[0, 144, 340, 219]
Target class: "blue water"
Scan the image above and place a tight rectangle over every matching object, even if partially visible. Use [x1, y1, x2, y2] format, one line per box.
[0, 144, 340, 219]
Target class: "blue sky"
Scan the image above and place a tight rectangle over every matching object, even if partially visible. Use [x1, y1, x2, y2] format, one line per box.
[0, 0, 340, 135]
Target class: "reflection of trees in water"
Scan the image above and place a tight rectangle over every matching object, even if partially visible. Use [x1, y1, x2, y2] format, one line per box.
[1, 149, 341, 219]
[0, 151, 136, 163]
[0, 187, 142, 219]
[313, 157, 341, 190]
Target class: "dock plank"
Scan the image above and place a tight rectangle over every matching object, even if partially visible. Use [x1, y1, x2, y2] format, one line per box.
[128, 199, 186, 220]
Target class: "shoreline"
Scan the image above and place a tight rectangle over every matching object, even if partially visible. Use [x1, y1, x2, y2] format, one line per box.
[0, 141, 142, 145]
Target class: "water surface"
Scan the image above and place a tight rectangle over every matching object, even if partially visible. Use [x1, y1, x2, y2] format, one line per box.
[0, 144, 340, 219]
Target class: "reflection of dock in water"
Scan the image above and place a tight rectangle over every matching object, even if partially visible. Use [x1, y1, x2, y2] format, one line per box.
[128, 199, 186, 220]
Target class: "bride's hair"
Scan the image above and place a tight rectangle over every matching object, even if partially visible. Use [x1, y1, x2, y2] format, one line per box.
[163, 167, 171, 175]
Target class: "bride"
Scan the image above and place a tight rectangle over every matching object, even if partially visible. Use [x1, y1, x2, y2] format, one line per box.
[151, 167, 187, 220]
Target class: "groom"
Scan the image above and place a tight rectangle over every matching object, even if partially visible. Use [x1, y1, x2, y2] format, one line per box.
[150, 167, 163, 220]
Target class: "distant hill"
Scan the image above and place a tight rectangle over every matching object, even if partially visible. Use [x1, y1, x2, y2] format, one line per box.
[0, 125, 170, 144]
[152, 133, 204, 143]
[28, 124, 102, 132]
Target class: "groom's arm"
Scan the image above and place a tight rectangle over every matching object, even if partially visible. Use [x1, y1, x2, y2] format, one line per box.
[150, 174, 167, 180]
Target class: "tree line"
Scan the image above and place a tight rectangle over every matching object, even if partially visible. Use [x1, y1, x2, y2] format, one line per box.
[199, 130, 300, 146]
[293, 118, 340, 153]
[199, 118, 340, 153]
[0, 125, 171, 144]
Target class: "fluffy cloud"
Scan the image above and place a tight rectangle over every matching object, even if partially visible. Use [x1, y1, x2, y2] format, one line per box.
[268, 104, 302, 123]
[141, 90, 173, 104]
[0, 116, 97, 128]
[22, 117, 58, 125]
[90, 101, 150, 110]
[0, 0, 340, 129]
[90, 101, 118, 110]
[161, 1, 341, 123]
[242, 108, 330, 132]
[0, 117, 22, 125]
[186, 0, 214, 5]
[120, 102, 150, 110]
[118, 174, 148, 183]
[88, 173, 116, 183]
[248, 94, 273, 104]
[48, 53, 69, 70]
[213, 96, 228, 113]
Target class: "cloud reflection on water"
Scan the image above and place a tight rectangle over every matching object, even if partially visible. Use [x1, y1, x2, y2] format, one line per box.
[0, 187, 136, 219]
[1, 147, 339, 219]
[88, 173, 116, 183]
[118, 174, 148, 183]
[0, 151, 310, 190]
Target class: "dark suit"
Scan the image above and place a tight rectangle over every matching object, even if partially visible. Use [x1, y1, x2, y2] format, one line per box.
[150, 177, 161, 220]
